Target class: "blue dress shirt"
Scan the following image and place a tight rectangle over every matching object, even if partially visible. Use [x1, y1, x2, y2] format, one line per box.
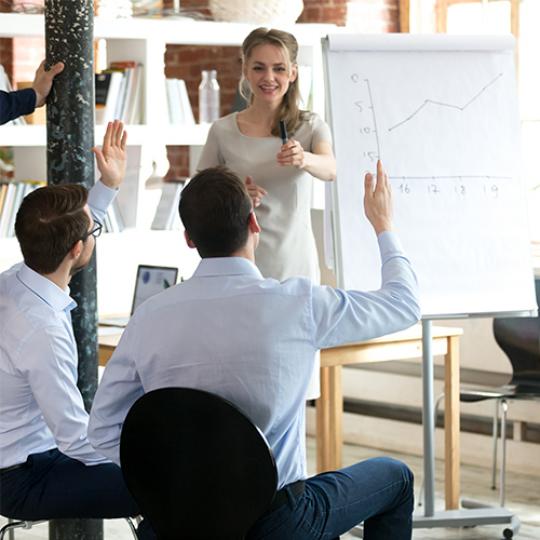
[88, 232, 420, 487]
[0, 181, 116, 468]
[0, 88, 36, 125]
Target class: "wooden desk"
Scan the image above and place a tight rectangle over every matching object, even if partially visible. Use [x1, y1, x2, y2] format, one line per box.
[99, 324, 463, 509]
[318, 325, 463, 510]
[98, 331, 120, 366]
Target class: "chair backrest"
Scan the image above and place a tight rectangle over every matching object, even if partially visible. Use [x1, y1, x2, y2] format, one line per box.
[120, 387, 277, 540]
[493, 276, 540, 391]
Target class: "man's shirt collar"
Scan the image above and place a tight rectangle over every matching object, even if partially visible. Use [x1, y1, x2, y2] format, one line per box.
[193, 257, 264, 279]
[17, 263, 76, 312]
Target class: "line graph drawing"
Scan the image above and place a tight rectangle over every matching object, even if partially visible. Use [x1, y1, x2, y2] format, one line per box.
[387, 72, 503, 132]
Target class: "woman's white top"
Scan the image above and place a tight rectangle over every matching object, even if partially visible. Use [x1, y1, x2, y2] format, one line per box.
[198, 111, 332, 282]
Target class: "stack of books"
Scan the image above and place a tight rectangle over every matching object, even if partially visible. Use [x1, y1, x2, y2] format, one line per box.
[0, 179, 124, 237]
[102, 198, 125, 233]
[165, 79, 195, 125]
[151, 180, 186, 230]
[95, 61, 143, 124]
[0, 180, 45, 238]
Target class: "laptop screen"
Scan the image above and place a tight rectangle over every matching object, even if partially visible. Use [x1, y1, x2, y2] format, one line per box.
[131, 265, 179, 315]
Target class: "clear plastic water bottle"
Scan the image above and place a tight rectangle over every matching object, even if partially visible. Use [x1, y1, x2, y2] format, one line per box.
[198, 69, 220, 124]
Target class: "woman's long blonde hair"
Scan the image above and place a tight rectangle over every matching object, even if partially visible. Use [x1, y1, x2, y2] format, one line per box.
[240, 27, 309, 137]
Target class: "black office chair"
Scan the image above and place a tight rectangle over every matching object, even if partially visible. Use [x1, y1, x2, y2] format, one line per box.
[120, 387, 278, 540]
[459, 276, 540, 507]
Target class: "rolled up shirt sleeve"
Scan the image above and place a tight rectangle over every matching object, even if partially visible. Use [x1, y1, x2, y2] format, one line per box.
[87, 180, 118, 223]
[311, 231, 421, 349]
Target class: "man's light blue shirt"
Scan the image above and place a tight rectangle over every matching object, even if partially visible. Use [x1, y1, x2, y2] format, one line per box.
[0, 181, 116, 468]
[89, 231, 420, 488]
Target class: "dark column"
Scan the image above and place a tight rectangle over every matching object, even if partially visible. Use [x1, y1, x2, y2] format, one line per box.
[45, 2, 102, 539]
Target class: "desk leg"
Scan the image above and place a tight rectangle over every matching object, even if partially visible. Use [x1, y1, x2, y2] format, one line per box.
[316, 365, 343, 473]
[445, 335, 461, 510]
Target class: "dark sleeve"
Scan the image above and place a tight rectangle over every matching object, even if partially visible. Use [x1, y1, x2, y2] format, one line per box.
[0, 88, 36, 125]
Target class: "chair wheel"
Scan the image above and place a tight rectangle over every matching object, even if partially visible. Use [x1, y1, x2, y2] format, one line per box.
[503, 527, 513, 539]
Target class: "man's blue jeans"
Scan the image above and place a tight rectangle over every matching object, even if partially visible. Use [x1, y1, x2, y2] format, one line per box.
[0, 448, 155, 540]
[247, 457, 414, 540]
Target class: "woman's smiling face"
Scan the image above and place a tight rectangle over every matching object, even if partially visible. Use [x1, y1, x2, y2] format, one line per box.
[244, 43, 297, 105]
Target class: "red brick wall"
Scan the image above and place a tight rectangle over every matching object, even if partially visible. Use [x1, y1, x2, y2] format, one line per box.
[299, 0, 348, 25]
[0, 0, 45, 86]
[0, 40, 13, 81]
[12, 38, 44, 86]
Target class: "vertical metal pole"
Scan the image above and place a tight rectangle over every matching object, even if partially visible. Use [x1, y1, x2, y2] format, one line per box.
[422, 319, 435, 516]
[45, 1, 102, 539]
[500, 400, 508, 507]
[491, 399, 499, 490]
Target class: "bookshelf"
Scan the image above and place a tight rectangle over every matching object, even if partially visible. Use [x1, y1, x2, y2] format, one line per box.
[0, 13, 334, 314]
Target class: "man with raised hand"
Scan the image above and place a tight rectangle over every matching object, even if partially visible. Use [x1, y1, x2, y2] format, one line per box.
[0, 121, 153, 539]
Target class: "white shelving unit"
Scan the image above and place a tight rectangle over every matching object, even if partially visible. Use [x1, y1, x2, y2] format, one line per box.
[0, 13, 334, 314]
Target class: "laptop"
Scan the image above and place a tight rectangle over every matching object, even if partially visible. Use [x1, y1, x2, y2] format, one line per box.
[100, 264, 179, 327]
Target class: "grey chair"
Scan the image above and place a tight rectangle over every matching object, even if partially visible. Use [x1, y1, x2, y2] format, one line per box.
[0, 519, 47, 540]
[0, 517, 138, 540]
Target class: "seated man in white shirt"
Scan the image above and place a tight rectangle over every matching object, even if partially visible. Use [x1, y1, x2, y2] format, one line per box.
[88, 161, 421, 540]
[0, 121, 153, 539]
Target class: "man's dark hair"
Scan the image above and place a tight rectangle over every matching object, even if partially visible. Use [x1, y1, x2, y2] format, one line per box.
[179, 167, 253, 258]
[15, 184, 90, 274]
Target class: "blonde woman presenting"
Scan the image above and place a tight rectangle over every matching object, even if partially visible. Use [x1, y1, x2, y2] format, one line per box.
[198, 27, 336, 285]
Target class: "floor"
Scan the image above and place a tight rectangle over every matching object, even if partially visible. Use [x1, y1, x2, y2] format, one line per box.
[1, 438, 539, 539]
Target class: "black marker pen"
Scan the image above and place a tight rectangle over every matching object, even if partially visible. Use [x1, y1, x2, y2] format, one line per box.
[279, 120, 288, 144]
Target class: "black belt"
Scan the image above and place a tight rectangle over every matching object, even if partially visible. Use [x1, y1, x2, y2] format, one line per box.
[267, 480, 305, 513]
[0, 462, 25, 474]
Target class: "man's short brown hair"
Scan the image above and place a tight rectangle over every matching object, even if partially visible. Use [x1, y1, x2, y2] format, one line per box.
[179, 167, 252, 258]
[15, 184, 90, 274]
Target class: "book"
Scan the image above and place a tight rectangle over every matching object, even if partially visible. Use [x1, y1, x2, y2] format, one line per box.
[95, 71, 124, 124]
[95, 72, 112, 107]
[0, 182, 16, 237]
[166, 78, 182, 124]
[0, 184, 8, 222]
[5, 181, 26, 237]
[109, 61, 143, 124]
[0, 180, 44, 237]
[177, 79, 195, 125]
[151, 181, 184, 230]
[165, 78, 195, 125]
[113, 69, 129, 120]
[126, 63, 142, 124]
